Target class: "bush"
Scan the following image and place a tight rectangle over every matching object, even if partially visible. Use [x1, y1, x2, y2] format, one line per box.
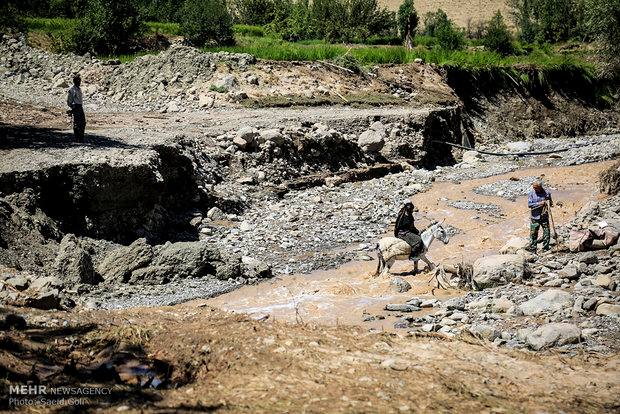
[422, 10, 464, 50]
[508, 0, 586, 43]
[49, 0, 86, 17]
[422, 9, 449, 36]
[234, 24, 265, 37]
[482, 11, 514, 55]
[266, 0, 395, 43]
[73, 0, 144, 55]
[397, 0, 418, 46]
[179, 0, 235, 46]
[585, 0, 620, 77]
[233, 0, 284, 25]
[0, 1, 25, 32]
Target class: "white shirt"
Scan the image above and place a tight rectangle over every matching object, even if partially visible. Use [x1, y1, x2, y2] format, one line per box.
[67, 85, 83, 106]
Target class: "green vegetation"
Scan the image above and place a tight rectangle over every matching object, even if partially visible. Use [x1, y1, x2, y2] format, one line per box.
[178, 0, 234, 46]
[482, 11, 514, 56]
[73, 0, 144, 55]
[0, 1, 25, 32]
[14, 0, 615, 77]
[397, 0, 418, 47]
[585, 0, 620, 77]
[264, 0, 396, 43]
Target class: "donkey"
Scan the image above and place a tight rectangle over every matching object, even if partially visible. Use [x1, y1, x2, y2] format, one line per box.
[374, 222, 450, 277]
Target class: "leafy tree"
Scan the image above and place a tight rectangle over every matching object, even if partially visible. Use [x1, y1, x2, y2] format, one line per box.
[424, 9, 464, 50]
[179, 0, 235, 46]
[73, 0, 144, 54]
[397, 0, 418, 48]
[585, 0, 620, 76]
[234, 0, 282, 25]
[508, 0, 587, 43]
[0, 1, 24, 33]
[482, 11, 514, 55]
[422, 9, 449, 36]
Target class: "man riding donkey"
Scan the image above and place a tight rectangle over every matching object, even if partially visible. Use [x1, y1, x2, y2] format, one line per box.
[527, 180, 553, 253]
[394, 200, 424, 259]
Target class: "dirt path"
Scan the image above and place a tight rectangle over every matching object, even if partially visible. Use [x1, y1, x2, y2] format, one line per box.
[207, 161, 614, 329]
[5, 304, 618, 413]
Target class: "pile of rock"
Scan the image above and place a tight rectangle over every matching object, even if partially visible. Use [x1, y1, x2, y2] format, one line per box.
[0, 34, 255, 112]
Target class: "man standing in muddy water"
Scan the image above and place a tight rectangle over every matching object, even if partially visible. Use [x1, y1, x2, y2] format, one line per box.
[66, 74, 86, 143]
[527, 180, 552, 253]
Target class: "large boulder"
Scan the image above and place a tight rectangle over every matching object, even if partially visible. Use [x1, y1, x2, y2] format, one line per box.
[127, 241, 242, 283]
[97, 238, 154, 283]
[518, 289, 573, 316]
[233, 127, 259, 150]
[596, 303, 620, 316]
[472, 254, 525, 289]
[358, 128, 385, 153]
[525, 323, 581, 351]
[53, 234, 99, 285]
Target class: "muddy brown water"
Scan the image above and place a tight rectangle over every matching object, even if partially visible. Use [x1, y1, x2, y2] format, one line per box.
[207, 161, 613, 330]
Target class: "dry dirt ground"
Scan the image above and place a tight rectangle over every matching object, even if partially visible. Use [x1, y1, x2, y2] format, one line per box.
[1, 304, 619, 413]
[379, 0, 514, 29]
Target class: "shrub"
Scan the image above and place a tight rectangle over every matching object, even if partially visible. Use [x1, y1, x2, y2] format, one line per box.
[179, 0, 235, 46]
[585, 0, 620, 77]
[266, 0, 395, 43]
[49, 0, 86, 17]
[0, 1, 25, 32]
[234, 24, 265, 37]
[73, 0, 144, 55]
[422, 9, 449, 36]
[422, 9, 464, 50]
[482, 11, 514, 55]
[508, 0, 586, 43]
[233, 0, 285, 25]
[397, 0, 419, 47]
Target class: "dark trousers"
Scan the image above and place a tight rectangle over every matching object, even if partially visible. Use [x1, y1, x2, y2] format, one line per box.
[72, 104, 86, 142]
[398, 230, 423, 257]
[530, 215, 550, 251]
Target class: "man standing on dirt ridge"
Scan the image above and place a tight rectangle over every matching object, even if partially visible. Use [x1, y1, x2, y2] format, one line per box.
[66, 74, 86, 143]
[527, 180, 553, 253]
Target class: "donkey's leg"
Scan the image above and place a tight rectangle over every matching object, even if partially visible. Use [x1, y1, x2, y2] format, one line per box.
[382, 257, 396, 278]
[420, 254, 435, 271]
[374, 250, 385, 277]
[413, 260, 419, 275]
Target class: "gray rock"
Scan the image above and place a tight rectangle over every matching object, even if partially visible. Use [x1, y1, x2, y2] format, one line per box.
[468, 324, 501, 341]
[580, 252, 598, 264]
[149, 241, 222, 280]
[26, 288, 60, 310]
[234, 127, 258, 150]
[525, 323, 581, 351]
[582, 297, 598, 310]
[558, 265, 579, 280]
[443, 296, 465, 310]
[53, 234, 98, 285]
[6, 275, 28, 291]
[385, 304, 420, 312]
[518, 289, 573, 316]
[358, 130, 385, 153]
[207, 207, 224, 220]
[98, 238, 154, 283]
[473, 254, 525, 289]
[258, 129, 286, 145]
[390, 277, 411, 293]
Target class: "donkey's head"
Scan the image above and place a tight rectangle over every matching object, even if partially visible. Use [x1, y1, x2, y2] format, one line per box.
[429, 220, 450, 245]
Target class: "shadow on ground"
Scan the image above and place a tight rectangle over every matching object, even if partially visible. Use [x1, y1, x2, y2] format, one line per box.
[0, 124, 140, 150]
[0, 307, 170, 411]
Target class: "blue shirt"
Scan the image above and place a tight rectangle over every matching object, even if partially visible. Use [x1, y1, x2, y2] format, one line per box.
[528, 188, 551, 219]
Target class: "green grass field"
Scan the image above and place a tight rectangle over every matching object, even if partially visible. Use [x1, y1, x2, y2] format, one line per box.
[24, 17, 593, 72]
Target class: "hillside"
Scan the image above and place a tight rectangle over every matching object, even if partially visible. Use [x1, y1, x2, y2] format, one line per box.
[379, 0, 514, 29]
